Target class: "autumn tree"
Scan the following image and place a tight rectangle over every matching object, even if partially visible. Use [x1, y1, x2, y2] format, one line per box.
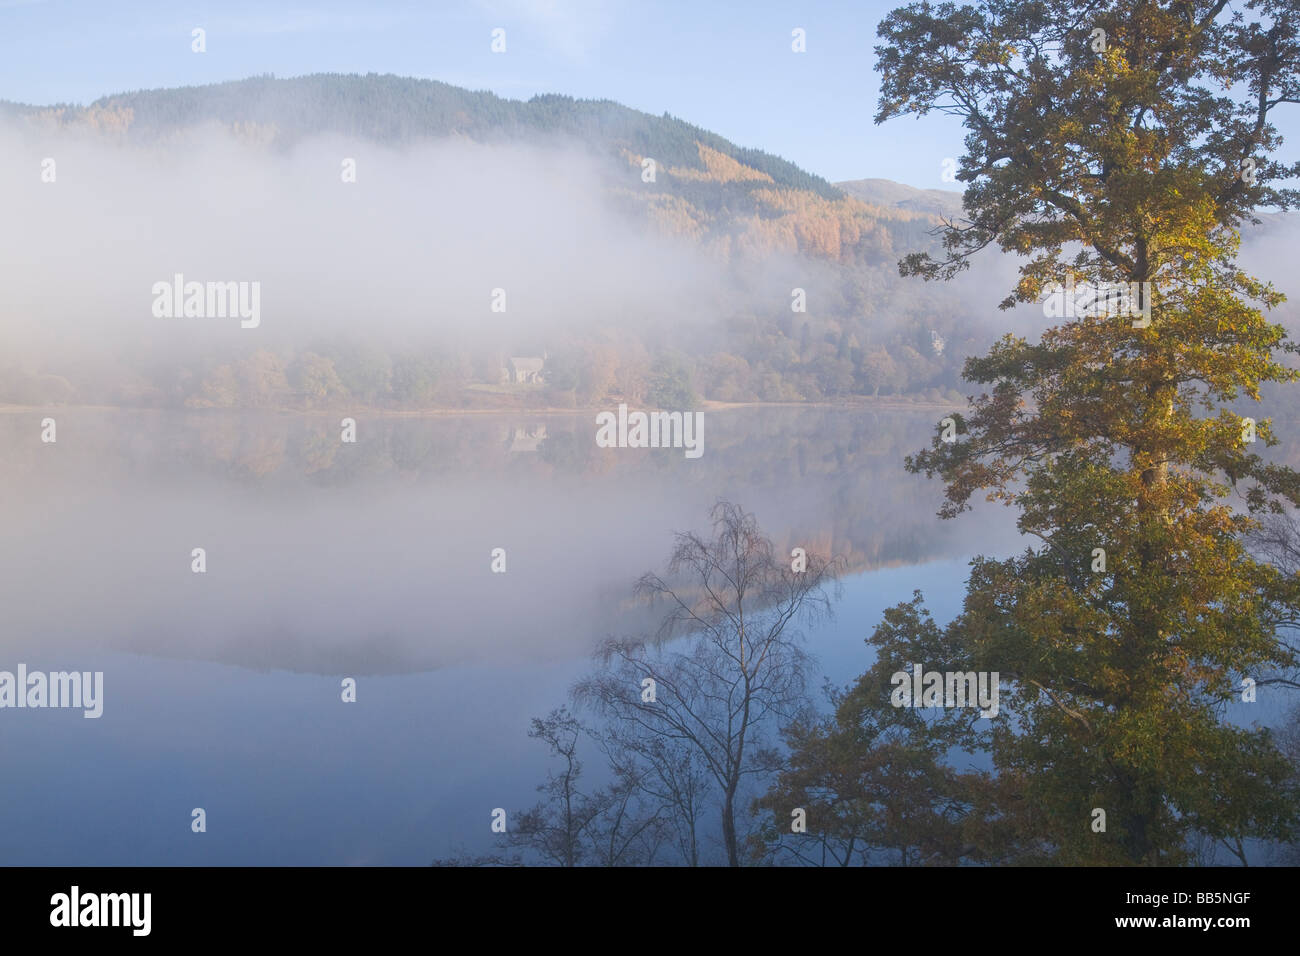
[288, 352, 347, 408]
[784, 0, 1300, 864]
[234, 350, 292, 407]
[860, 347, 898, 398]
[754, 594, 1018, 866]
[646, 353, 698, 409]
[332, 345, 393, 405]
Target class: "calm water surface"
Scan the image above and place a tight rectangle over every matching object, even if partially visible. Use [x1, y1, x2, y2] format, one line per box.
[0, 407, 1281, 864]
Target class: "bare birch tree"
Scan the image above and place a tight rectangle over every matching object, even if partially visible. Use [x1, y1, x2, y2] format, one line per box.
[574, 500, 839, 866]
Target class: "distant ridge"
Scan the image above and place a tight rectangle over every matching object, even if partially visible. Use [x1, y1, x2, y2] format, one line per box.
[3, 73, 964, 267]
[3, 72, 843, 197]
[836, 178, 964, 218]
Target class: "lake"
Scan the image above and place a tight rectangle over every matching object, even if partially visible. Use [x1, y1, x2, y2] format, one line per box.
[0, 407, 1283, 864]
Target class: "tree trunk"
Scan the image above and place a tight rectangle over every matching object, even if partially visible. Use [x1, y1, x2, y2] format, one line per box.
[1120, 366, 1174, 863]
[722, 787, 739, 866]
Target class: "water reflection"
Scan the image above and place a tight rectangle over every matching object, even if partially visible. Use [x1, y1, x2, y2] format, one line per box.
[0, 406, 1017, 674]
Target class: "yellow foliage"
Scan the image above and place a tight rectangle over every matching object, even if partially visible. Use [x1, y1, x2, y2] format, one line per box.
[748, 188, 908, 260]
[31, 104, 134, 138]
[668, 143, 774, 184]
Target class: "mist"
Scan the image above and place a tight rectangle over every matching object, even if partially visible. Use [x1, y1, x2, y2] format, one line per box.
[0, 120, 746, 368]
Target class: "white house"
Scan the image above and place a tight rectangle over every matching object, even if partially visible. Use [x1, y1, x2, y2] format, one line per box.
[504, 355, 546, 385]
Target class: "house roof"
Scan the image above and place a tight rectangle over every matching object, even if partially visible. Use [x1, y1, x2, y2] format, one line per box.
[508, 357, 545, 371]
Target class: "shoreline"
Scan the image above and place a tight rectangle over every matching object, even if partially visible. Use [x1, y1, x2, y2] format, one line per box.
[0, 397, 962, 416]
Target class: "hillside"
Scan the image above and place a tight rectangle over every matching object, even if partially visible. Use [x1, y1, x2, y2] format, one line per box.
[1, 73, 1293, 415]
[6, 74, 950, 265]
[28, 74, 843, 194]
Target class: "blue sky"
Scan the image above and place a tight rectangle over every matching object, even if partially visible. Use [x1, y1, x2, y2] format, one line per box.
[1, 0, 1296, 191]
[0, 0, 968, 187]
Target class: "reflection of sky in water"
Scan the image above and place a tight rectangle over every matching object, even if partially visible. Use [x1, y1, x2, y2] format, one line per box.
[4, 557, 1289, 865]
[0, 407, 1013, 674]
[0, 559, 966, 865]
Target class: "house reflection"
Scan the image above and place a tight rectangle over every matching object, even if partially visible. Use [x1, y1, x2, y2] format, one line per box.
[506, 424, 547, 452]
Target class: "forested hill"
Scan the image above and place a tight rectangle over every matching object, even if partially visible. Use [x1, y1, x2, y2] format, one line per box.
[70, 73, 841, 196]
[1, 73, 993, 411]
[5, 73, 948, 264]
[3, 74, 1291, 414]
